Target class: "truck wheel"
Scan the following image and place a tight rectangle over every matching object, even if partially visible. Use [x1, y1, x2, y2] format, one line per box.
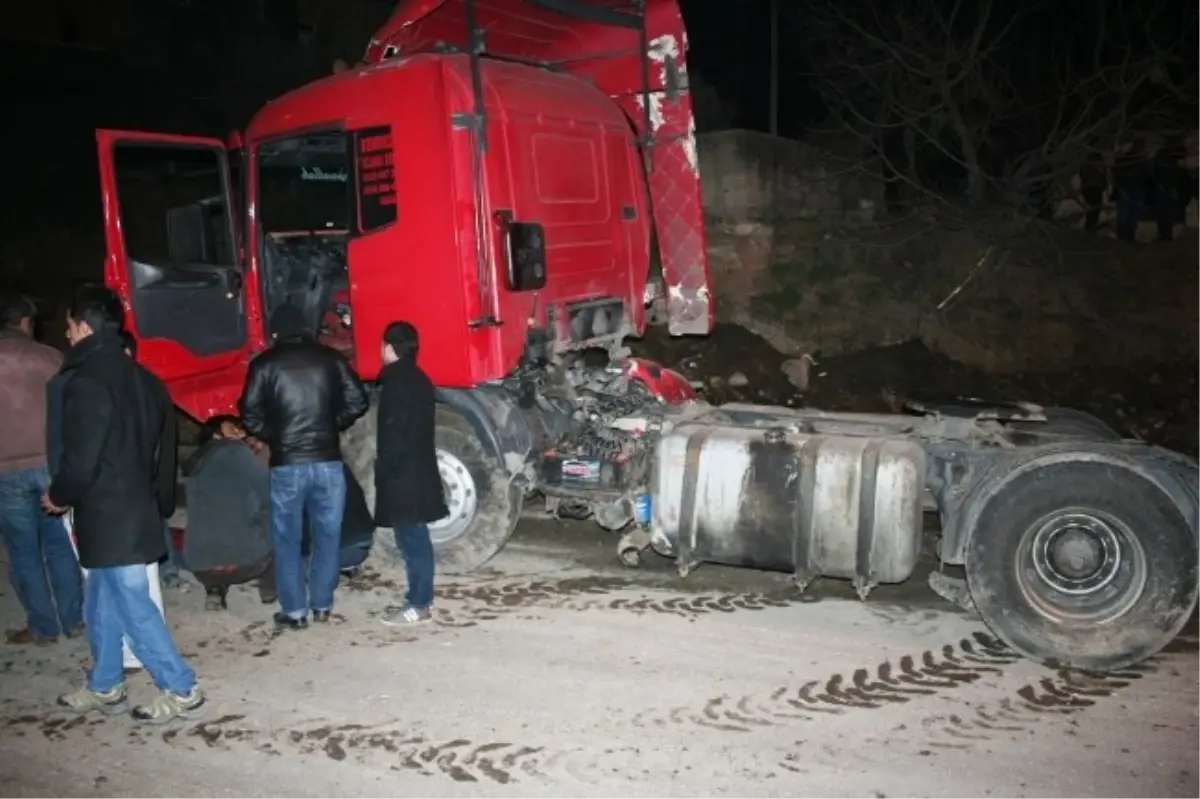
[965, 461, 1198, 671]
[1008, 407, 1121, 441]
[343, 405, 523, 574]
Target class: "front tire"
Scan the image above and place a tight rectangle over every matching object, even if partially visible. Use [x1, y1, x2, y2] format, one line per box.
[343, 404, 523, 575]
[965, 460, 1198, 671]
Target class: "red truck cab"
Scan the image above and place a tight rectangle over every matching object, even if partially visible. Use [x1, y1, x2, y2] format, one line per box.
[96, 0, 711, 422]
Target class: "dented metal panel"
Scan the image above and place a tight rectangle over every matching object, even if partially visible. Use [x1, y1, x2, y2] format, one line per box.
[651, 421, 926, 592]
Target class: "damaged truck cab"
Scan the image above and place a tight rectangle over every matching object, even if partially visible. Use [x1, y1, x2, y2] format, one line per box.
[94, 0, 1196, 673]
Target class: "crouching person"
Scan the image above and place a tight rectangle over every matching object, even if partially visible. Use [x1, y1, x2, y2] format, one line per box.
[45, 285, 203, 723]
[181, 417, 276, 611]
[375, 322, 448, 626]
[183, 416, 375, 612]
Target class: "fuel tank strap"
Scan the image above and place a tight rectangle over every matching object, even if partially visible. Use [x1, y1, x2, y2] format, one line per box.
[793, 438, 820, 586]
[855, 440, 884, 586]
[675, 430, 706, 570]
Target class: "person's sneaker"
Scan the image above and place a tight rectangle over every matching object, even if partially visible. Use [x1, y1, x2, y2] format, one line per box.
[63, 624, 85, 639]
[273, 612, 308, 631]
[130, 687, 206, 725]
[161, 572, 184, 590]
[57, 684, 128, 715]
[312, 610, 331, 623]
[380, 605, 433, 626]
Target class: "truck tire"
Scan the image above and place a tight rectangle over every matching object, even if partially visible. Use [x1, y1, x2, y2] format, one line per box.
[342, 405, 523, 574]
[1007, 407, 1121, 441]
[965, 460, 1198, 672]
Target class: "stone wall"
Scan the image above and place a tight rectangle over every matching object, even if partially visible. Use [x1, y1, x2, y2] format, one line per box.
[697, 129, 885, 224]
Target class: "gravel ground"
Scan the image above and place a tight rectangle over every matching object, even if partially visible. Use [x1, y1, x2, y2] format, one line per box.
[0, 518, 1196, 798]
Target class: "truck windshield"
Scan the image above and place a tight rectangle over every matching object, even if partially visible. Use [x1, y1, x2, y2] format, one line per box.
[256, 132, 350, 234]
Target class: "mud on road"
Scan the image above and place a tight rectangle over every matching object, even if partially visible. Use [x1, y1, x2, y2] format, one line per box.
[0, 518, 1196, 798]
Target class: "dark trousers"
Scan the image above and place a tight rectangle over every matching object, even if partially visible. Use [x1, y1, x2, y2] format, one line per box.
[394, 523, 435, 610]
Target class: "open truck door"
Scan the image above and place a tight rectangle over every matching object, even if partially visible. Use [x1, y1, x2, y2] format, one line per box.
[96, 129, 264, 420]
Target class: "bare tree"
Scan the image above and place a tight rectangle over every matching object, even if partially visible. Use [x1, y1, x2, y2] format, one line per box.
[789, 0, 1197, 208]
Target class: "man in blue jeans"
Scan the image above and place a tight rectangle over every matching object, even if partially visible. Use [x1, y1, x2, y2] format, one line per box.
[239, 304, 369, 630]
[373, 321, 448, 626]
[45, 285, 200, 723]
[0, 293, 82, 645]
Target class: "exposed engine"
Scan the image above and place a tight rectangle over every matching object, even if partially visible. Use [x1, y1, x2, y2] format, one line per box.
[534, 357, 675, 530]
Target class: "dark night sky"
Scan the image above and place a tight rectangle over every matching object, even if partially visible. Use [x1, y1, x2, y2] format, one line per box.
[0, 0, 1194, 249]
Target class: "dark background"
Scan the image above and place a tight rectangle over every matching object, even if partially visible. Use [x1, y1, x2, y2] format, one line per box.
[0, 0, 1195, 280]
[0, 0, 767, 251]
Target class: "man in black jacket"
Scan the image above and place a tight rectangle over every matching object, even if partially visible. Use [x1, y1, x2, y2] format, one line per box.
[375, 321, 448, 626]
[239, 304, 369, 629]
[43, 285, 202, 724]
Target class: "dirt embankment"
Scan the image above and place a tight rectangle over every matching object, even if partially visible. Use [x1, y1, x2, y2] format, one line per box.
[704, 212, 1198, 375]
[631, 324, 1199, 458]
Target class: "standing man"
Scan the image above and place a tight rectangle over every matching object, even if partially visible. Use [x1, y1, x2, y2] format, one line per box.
[45, 284, 202, 724]
[0, 293, 82, 645]
[239, 304, 368, 630]
[375, 321, 448, 626]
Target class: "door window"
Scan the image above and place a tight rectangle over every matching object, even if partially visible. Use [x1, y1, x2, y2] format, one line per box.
[255, 132, 352, 338]
[106, 139, 245, 358]
[113, 144, 237, 269]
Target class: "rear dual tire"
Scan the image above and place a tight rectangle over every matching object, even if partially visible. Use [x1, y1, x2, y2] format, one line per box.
[965, 460, 1197, 672]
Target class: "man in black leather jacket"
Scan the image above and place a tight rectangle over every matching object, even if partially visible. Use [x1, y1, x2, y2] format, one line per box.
[239, 304, 369, 630]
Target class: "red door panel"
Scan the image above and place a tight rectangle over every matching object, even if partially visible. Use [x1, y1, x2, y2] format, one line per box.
[95, 128, 264, 420]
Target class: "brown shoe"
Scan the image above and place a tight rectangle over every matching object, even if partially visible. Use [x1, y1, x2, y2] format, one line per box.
[5, 628, 57, 646]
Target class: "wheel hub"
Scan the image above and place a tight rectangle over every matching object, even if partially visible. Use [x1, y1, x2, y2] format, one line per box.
[1031, 513, 1121, 595]
[428, 449, 478, 546]
[1047, 527, 1105, 580]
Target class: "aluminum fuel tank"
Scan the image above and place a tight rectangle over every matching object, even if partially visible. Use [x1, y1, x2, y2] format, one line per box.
[650, 407, 927, 588]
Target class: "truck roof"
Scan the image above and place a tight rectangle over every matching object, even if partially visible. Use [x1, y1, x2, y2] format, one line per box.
[246, 53, 631, 144]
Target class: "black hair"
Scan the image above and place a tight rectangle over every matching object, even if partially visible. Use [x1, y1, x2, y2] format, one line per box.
[270, 304, 309, 339]
[0, 293, 37, 329]
[119, 329, 137, 359]
[67, 283, 123, 334]
[383, 320, 419, 363]
[200, 415, 242, 440]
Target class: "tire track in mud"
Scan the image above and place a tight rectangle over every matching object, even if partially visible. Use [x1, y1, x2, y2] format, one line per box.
[3, 710, 603, 786]
[630, 631, 1020, 733]
[274, 724, 619, 785]
[348, 571, 799, 628]
[917, 632, 1200, 751]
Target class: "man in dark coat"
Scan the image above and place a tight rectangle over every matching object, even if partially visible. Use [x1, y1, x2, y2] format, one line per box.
[375, 321, 448, 626]
[43, 284, 202, 724]
[239, 304, 369, 630]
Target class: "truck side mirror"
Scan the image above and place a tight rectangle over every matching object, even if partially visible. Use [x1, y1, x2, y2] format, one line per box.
[495, 211, 547, 292]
